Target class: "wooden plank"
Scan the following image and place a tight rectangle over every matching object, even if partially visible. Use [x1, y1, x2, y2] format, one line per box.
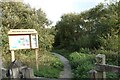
[8, 29, 37, 34]
[96, 64, 120, 73]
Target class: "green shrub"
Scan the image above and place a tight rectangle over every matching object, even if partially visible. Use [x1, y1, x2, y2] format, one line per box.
[106, 72, 119, 78]
[52, 49, 72, 58]
[50, 60, 63, 69]
[95, 49, 118, 65]
[33, 51, 63, 78]
[95, 49, 119, 78]
[74, 61, 94, 79]
[34, 65, 61, 78]
[69, 52, 95, 78]
[79, 48, 91, 54]
[2, 50, 63, 78]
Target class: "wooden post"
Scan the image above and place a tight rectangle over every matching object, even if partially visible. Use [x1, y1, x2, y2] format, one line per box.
[21, 68, 34, 78]
[11, 50, 15, 62]
[88, 70, 98, 80]
[35, 49, 38, 70]
[96, 54, 106, 79]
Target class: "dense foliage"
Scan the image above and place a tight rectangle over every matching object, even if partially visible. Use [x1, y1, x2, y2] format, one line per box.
[69, 51, 95, 79]
[1, 2, 53, 52]
[0, 2, 62, 78]
[54, 2, 119, 52]
[0, 0, 120, 79]
[53, 0, 120, 79]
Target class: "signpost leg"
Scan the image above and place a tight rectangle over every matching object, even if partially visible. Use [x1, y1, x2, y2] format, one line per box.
[11, 50, 15, 62]
[35, 49, 38, 70]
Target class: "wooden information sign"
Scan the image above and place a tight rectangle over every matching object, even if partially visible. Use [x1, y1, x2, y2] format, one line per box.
[8, 29, 39, 70]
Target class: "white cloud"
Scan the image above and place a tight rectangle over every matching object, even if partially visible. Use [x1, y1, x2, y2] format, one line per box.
[23, 0, 105, 25]
[23, 0, 74, 24]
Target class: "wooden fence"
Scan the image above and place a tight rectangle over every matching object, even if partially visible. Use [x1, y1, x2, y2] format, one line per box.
[89, 54, 120, 79]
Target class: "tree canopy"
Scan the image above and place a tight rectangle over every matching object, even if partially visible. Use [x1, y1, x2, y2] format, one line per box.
[54, 1, 119, 51]
[1, 2, 54, 55]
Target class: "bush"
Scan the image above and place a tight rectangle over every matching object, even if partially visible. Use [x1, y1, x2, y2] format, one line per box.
[106, 72, 119, 78]
[69, 52, 95, 79]
[33, 51, 63, 78]
[95, 49, 118, 65]
[52, 49, 72, 58]
[2, 50, 63, 78]
[95, 49, 119, 78]
[79, 48, 91, 54]
[34, 65, 61, 78]
[74, 61, 94, 79]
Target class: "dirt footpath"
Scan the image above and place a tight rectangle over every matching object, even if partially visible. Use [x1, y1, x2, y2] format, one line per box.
[52, 53, 73, 79]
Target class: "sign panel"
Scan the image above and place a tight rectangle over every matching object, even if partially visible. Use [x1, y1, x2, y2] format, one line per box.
[31, 34, 38, 49]
[8, 29, 39, 70]
[9, 35, 30, 50]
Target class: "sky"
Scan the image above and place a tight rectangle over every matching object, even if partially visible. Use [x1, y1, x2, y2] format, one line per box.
[23, 0, 105, 25]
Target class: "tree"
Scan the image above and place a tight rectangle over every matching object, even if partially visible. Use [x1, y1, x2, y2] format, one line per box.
[54, 1, 119, 51]
[1, 2, 54, 56]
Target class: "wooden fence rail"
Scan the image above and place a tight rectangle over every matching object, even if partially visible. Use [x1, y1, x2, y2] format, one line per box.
[88, 54, 120, 79]
[96, 64, 120, 73]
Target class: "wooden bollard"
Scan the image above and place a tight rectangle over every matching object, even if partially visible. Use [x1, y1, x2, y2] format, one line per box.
[88, 70, 98, 80]
[21, 67, 34, 78]
[95, 54, 106, 79]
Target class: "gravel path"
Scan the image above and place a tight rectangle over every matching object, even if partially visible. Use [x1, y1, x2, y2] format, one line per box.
[52, 52, 73, 79]
[35, 52, 73, 80]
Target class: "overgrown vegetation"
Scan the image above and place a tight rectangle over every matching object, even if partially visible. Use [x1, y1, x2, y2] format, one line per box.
[54, 2, 119, 51]
[53, 0, 120, 79]
[1, 2, 63, 78]
[0, 0, 120, 79]
[69, 51, 95, 79]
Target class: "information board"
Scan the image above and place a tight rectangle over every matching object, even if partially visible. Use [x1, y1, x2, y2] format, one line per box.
[9, 35, 30, 50]
[31, 34, 38, 49]
[8, 29, 39, 70]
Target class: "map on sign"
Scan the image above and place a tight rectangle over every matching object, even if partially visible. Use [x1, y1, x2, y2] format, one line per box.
[9, 35, 30, 50]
